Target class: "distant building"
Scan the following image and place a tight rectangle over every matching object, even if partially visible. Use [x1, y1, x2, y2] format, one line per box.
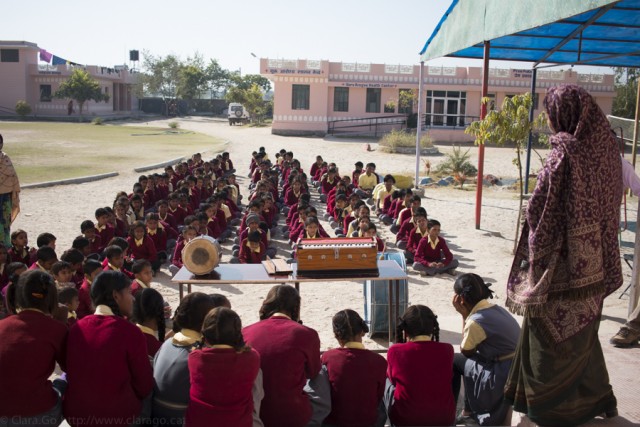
[0, 40, 137, 117]
[260, 58, 614, 140]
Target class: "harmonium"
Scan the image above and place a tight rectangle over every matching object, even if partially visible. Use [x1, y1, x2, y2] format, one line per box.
[296, 237, 379, 278]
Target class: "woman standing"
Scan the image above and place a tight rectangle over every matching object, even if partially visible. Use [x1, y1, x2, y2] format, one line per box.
[0, 134, 20, 246]
[506, 84, 621, 425]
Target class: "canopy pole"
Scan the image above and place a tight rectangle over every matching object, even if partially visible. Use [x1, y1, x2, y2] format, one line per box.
[475, 41, 490, 229]
[524, 68, 538, 194]
[632, 79, 640, 168]
[415, 61, 425, 189]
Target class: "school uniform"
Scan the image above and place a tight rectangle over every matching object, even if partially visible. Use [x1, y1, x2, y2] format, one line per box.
[386, 339, 456, 426]
[8, 245, 35, 266]
[86, 234, 102, 255]
[357, 173, 378, 192]
[147, 227, 169, 255]
[127, 235, 158, 263]
[131, 278, 150, 298]
[413, 236, 459, 275]
[103, 263, 136, 280]
[137, 324, 162, 359]
[396, 219, 416, 246]
[67, 311, 78, 328]
[169, 206, 188, 227]
[238, 240, 266, 264]
[320, 176, 338, 195]
[0, 310, 67, 417]
[374, 236, 385, 252]
[309, 163, 322, 179]
[284, 189, 303, 207]
[321, 343, 387, 427]
[243, 315, 321, 427]
[77, 278, 93, 319]
[171, 238, 186, 269]
[159, 212, 178, 233]
[185, 347, 261, 427]
[404, 226, 427, 263]
[96, 223, 115, 250]
[64, 305, 153, 427]
[28, 261, 47, 271]
[114, 218, 128, 238]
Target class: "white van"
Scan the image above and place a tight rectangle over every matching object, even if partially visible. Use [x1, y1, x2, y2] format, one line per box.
[228, 103, 250, 125]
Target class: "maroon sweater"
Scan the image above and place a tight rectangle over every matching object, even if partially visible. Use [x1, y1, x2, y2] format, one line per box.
[387, 341, 455, 426]
[77, 279, 93, 319]
[0, 311, 67, 416]
[96, 224, 115, 252]
[64, 313, 154, 427]
[186, 347, 261, 427]
[243, 316, 321, 427]
[238, 240, 266, 264]
[321, 347, 387, 427]
[414, 236, 454, 267]
[127, 235, 158, 263]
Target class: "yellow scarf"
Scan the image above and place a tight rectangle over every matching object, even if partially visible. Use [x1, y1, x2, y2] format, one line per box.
[344, 342, 365, 349]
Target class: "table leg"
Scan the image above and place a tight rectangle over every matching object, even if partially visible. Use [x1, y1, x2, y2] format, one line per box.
[188, 283, 192, 295]
[395, 279, 400, 343]
[179, 283, 184, 300]
[295, 282, 300, 292]
[388, 279, 394, 345]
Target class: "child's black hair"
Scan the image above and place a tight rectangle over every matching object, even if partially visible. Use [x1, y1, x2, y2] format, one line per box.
[90, 270, 131, 317]
[201, 307, 249, 352]
[36, 232, 56, 248]
[8, 270, 58, 315]
[304, 216, 319, 227]
[106, 237, 129, 251]
[411, 195, 422, 203]
[58, 286, 79, 306]
[209, 293, 230, 308]
[133, 288, 166, 342]
[83, 259, 103, 276]
[427, 219, 441, 229]
[95, 207, 109, 219]
[61, 248, 84, 265]
[51, 261, 71, 276]
[172, 292, 217, 333]
[453, 273, 495, 307]
[72, 236, 90, 251]
[300, 193, 311, 203]
[132, 259, 152, 275]
[367, 223, 377, 232]
[414, 207, 428, 219]
[396, 305, 440, 343]
[129, 221, 146, 238]
[104, 245, 123, 261]
[259, 285, 301, 321]
[146, 212, 160, 222]
[258, 221, 269, 233]
[80, 220, 96, 233]
[383, 174, 396, 183]
[36, 246, 57, 263]
[332, 309, 369, 343]
[248, 230, 262, 243]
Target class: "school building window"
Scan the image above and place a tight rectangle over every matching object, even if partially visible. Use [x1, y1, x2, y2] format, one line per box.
[40, 85, 52, 102]
[292, 84, 310, 110]
[425, 90, 466, 126]
[398, 88, 414, 114]
[333, 87, 349, 112]
[0, 49, 19, 62]
[366, 88, 381, 113]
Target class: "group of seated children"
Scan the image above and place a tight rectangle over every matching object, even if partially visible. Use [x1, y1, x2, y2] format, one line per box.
[0, 271, 519, 427]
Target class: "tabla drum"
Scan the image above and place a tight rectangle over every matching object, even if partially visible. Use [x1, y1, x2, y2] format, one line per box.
[182, 235, 221, 275]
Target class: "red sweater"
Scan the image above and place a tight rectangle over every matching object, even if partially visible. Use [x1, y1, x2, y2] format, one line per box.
[406, 226, 427, 254]
[0, 311, 67, 416]
[239, 240, 266, 264]
[321, 347, 387, 427]
[396, 219, 416, 243]
[243, 316, 321, 427]
[64, 313, 154, 427]
[77, 279, 93, 319]
[387, 341, 456, 426]
[96, 224, 115, 252]
[127, 235, 158, 263]
[147, 228, 168, 253]
[186, 347, 261, 427]
[414, 236, 454, 267]
[171, 238, 186, 269]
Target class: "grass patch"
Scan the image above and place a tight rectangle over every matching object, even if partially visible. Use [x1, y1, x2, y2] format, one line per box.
[1, 122, 225, 184]
[379, 129, 433, 153]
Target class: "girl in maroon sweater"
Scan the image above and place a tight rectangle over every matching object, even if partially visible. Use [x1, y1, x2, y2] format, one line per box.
[132, 287, 166, 359]
[385, 305, 456, 426]
[186, 307, 261, 427]
[321, 309, 387, 427]
[127, 221, 159, 273]
[413, 219, 459, 276]
[243, 285, 327, 427]
[0, 270, 67, 423]
[64, 270, 153, 427]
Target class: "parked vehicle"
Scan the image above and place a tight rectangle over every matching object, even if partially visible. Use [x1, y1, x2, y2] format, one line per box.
[228, 103, 250, 125]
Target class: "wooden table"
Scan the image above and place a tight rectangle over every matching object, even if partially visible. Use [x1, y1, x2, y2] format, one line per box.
[172, 260, 408, 343]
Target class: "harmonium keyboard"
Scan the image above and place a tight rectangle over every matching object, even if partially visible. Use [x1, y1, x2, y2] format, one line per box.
[296, 237, 379, 278]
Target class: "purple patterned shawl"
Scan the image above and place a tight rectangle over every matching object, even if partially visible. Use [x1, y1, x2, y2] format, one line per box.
[507, 85, 622, 344]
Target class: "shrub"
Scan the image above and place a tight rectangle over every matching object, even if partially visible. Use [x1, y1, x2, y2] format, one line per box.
[434, 146, 478, 177]
[168, 121, 179, 129]
[92, 117, 104, 125]
[15, 100, 31, 118]
[379, 129, 433, 153]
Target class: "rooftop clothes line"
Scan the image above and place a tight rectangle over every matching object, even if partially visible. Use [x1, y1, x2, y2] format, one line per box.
[39, 48, 82, 67]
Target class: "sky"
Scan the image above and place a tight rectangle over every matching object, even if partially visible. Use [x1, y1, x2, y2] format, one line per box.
[3, 0, 611, 76]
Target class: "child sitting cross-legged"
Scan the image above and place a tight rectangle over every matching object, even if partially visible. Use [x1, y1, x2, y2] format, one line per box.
[412, 219, 459, 276]
[233, 230, 266, 265]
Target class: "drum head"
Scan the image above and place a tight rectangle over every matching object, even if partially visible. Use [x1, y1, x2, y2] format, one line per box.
[183, 236, 220, 275]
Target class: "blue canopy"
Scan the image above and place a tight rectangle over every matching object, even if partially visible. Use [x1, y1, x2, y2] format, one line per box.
[420, 0, 640, 68]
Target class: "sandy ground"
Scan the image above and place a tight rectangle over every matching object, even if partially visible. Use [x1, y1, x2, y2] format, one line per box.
[12, 116, 640, 425]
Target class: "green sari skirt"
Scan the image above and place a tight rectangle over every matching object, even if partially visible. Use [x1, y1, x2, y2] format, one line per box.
[0, 192, 11, 247]
[504, 315, 617, 427]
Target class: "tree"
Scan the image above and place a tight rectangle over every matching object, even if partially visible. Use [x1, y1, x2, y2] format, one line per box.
[138, 52, 182, 113]
[54, 68, 108, 118]
[14, 100, 31, 119]
[229, 74, 272, 93]
[205, 59, 231, 98]
[177, 65, 207, 101]
[612, 67, 638, 119]
[225, 84, 268, 124]
[465, 93, 548, 251]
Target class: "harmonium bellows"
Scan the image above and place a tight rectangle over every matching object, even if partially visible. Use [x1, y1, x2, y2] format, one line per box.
[296, 237, 379, 278]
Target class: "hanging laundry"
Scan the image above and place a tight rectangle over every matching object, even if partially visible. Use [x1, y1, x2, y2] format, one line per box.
[39, 49, 52, 63]
[52, 55, 67, 65]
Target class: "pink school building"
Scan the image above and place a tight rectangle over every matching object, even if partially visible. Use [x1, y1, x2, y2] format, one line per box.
[260, 58, 614, 140]
[0, 41, 137, 117]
